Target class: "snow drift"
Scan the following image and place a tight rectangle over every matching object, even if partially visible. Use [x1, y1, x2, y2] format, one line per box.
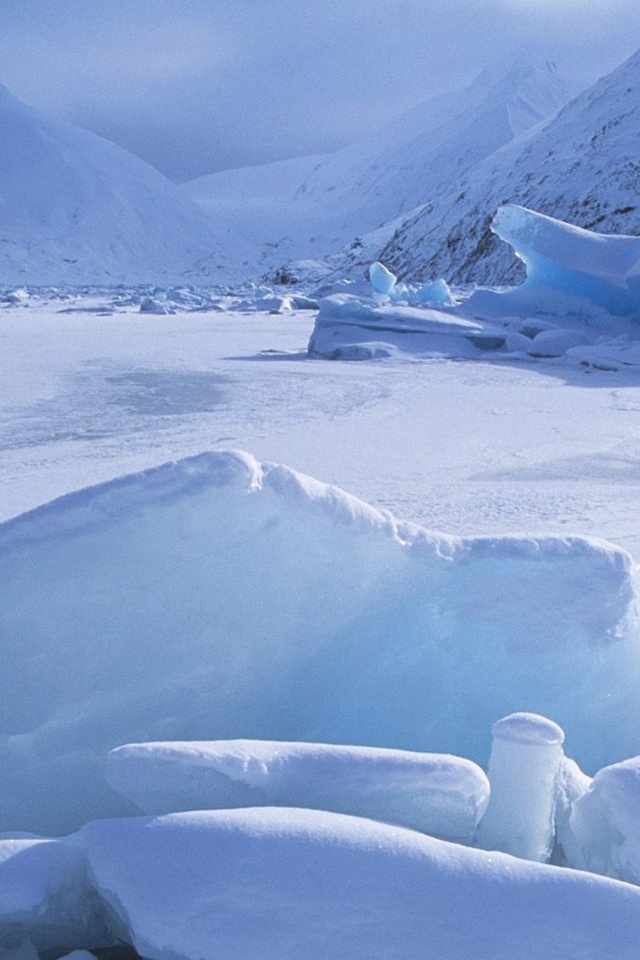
[0, 450, 638, 834]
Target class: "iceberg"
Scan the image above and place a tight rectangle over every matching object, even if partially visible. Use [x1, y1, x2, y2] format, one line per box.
[369, 261, 397, 295]
[468, 205, 640, 332]
[106, 740, 489, 844]
[0, 450, 638, 834]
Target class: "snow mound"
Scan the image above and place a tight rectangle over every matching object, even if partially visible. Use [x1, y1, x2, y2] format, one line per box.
[1, 450, 638, 834]
[0, 836, 105, 953]
[81, 807, 640, 960]
[106, 740, 488, 843]
[468, 205, 640, 332]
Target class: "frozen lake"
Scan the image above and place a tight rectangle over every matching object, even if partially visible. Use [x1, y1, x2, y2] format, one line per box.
[3, 296, 640, 558]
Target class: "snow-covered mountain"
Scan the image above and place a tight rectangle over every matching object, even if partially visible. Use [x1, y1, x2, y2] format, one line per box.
[292, 58, 568, 229]
[0, 83, 248, 286]
[184, 59, 568, 280]
[379, 47, 640, 285]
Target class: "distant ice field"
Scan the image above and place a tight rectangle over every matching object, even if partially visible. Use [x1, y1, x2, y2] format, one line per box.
[2, 295, 640, 559]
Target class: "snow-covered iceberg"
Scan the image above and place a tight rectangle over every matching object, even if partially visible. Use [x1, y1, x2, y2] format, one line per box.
[1, 450, 638, 834]
[469, 205, 640, 332]
[80, 807, 640, 960]
[105, 740, 489, 844]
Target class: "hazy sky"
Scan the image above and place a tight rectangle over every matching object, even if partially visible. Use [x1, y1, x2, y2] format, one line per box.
[1, 0, 639, 182]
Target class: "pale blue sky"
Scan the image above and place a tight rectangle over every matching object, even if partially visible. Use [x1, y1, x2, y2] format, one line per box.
[1, 0, 639, 181]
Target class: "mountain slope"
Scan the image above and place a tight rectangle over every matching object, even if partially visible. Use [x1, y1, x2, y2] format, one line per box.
[184, 59, 568, 279]
[293, 59, 568, 229]
[0, 83, 247, 286]
[379, 48, 640, 285]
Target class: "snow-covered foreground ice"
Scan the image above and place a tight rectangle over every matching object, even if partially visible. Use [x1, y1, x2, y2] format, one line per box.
[105, 740, 489, 843]
[80, 807, 640, 960]
[0, 834, 106, 953]
[0, 449, 638, 834]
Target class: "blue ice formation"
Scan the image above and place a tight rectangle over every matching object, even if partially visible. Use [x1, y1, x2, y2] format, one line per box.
[0, 450, 638, 833]
[469, 205, 640, 332]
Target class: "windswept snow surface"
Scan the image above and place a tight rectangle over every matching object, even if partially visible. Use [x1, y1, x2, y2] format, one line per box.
[105, 740, 489, 843]
[81, 807, 640, 960]
[0, 449, 638, 834]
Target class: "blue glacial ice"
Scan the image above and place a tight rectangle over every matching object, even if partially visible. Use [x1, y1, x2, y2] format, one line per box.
[468, 204, 640, 332]
[0, 450, 639, 834]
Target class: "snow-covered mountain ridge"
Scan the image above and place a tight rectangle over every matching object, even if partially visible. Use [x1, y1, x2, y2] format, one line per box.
[184, 59, 568, 281]
[0, 82, 248, 285]
[378, 47, 640, 285]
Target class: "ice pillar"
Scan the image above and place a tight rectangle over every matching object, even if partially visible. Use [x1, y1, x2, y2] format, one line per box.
[477, 712, 565, 862]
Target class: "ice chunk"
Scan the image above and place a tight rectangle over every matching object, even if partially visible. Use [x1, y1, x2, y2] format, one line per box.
[106, 740, 489, 844]
[81, 807, 640, 960]
[0, 451, 637, 834]
[468, 205, 640, 333]
[139, 296, 173, 315]
[554, 757, 592, 867]
[308, 293, 507, 359]
[0, 836, 106, 953]
[527, 327, 591, 357]
[478, 713, 565, 862]
[567, 756, 640, 883]
[369, 261, 397, 295]
[413, 277, 455, 307]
